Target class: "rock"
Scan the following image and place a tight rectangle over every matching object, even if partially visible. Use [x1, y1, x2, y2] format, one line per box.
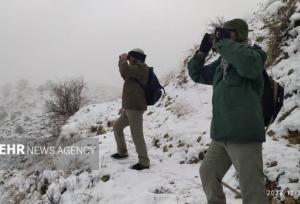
[61, 186, 67, 194]
[288, 177, 299, 183]
[152, 138, 161, 148]
[294, 19, 300, 28]
[198, 152, 205, 161]
[177, 140, 185, 148]
[197, 136, 202, 143]
[147, 111, 154, 115]
[90, 126, 98, 133]
[267, 161, 278, 168]
[101, 175, 110, 182]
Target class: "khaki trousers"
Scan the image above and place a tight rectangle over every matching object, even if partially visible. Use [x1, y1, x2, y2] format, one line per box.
[200, 140, 268, 204]
[113, 109, 150, 166]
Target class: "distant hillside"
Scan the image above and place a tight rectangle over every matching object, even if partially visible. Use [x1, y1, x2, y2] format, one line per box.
[0, 80, 120, 139]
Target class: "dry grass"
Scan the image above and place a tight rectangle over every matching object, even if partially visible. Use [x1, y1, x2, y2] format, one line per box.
[283, 130, 300, 144]
[97, 126, 107, 135]
[263, 0, 297, 67]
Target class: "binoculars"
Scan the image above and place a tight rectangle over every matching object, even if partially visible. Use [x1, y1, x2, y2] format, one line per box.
[209, 27, 237, 42]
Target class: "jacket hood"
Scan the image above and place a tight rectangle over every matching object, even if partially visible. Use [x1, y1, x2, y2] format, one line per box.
[223, 19, 248, 42]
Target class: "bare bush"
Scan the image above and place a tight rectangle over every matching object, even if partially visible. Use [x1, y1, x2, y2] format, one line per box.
[45, 77, 88, 137]
[172, 100, 195, 117]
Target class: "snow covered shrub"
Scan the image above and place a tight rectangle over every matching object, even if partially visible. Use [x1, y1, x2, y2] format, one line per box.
[172, 99, 195, 117]
[44, 77, 88, 137]
[263, 0, 297, 67]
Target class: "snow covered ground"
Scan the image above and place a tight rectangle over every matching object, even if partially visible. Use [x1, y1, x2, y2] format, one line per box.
[0, 0, 300, 203]
[41, 78, 243, 204]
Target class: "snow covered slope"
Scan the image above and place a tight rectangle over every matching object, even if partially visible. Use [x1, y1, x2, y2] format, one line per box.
[0, 84, 52, 140]
[0, 0, 299, 203]
[246, 1, 300, 202]
[6, 70, 240, 204]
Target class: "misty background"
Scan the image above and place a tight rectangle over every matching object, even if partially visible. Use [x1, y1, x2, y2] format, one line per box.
[0, 0, 266, 89]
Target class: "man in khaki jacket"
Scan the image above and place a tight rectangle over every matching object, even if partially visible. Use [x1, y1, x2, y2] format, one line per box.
[111, 48, 150, 170]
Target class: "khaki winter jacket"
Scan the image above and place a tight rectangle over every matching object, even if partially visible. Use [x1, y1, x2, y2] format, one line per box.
[118, 60, 149, 110]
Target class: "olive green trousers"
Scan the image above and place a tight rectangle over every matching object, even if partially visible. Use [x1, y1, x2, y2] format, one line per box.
[200, 140, 268, 204]
[113, 109, 150, 166]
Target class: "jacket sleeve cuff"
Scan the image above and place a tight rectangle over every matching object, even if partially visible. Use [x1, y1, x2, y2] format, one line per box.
[194, 50, 207, 58]
[213, 39, 234, 50]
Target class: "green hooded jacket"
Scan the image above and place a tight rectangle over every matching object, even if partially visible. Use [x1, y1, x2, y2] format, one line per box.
[188, 39, 267, 143]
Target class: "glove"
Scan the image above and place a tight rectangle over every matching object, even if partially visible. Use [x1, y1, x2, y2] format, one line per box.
[199, 33, 213, 53]
[215, 28, 231, 41]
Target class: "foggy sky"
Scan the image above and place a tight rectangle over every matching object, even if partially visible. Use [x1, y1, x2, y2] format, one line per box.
[0, 0, 266, 88]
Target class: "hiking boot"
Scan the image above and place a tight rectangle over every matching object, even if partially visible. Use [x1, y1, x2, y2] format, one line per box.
[130, 163, 149, 170]
[111, 153, 128, 159]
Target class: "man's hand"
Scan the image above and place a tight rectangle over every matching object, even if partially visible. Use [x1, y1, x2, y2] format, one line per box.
[199, 33, 213, 53]
[119, 53, 128, 61]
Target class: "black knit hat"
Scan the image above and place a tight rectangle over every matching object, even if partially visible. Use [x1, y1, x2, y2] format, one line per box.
[128, 48, 146, 63]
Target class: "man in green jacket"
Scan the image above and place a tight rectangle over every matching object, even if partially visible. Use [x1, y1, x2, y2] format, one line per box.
[111, 48, 150, 170]
[187, 19, 268, 204]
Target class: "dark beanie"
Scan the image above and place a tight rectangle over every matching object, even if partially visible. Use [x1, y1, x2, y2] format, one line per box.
[223, 19, 249, 42]
[128, 48, 146, 63]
